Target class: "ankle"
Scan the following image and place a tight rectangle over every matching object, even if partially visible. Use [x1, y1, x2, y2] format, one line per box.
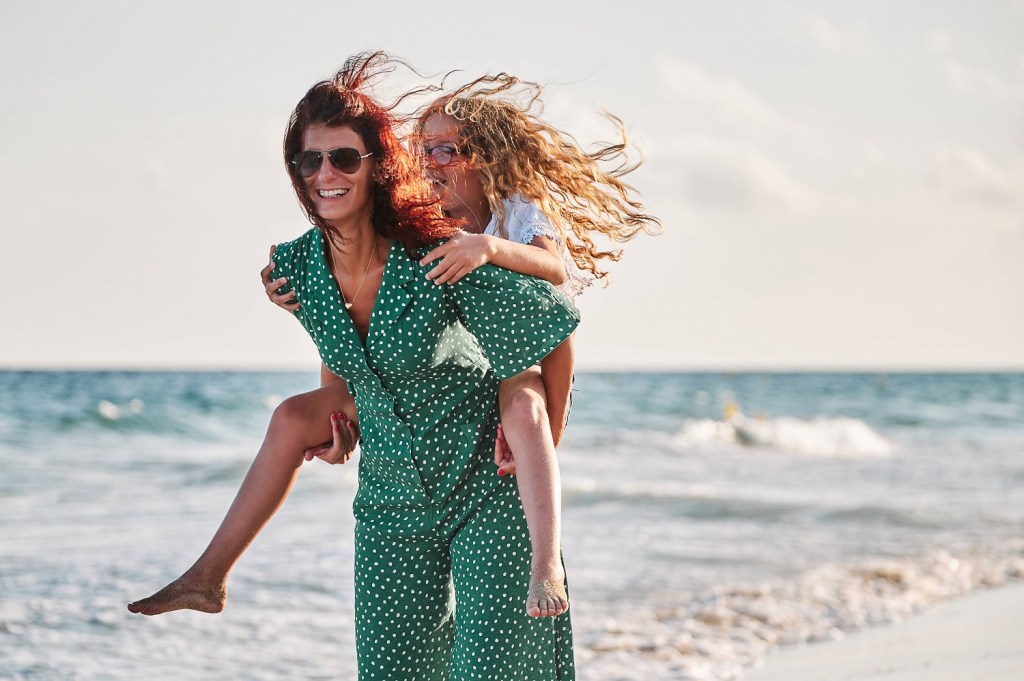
[184, 565, 227, 592]
[530, 558, 563, 576]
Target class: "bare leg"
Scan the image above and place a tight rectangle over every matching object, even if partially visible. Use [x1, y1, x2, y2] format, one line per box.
[127, 381, 357, 616]
[498, 369, 569, 618]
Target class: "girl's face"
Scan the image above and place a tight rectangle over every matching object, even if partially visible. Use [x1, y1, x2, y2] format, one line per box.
[299, 123, 375, 227]
[420, 113, 490, 230]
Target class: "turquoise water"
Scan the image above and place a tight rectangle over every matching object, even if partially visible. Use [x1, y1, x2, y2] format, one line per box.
[2, 371, 1022, 680]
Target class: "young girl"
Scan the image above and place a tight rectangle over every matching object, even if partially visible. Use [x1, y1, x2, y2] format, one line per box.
[128, 70, 657, 623]
[412, 77, 660, 617]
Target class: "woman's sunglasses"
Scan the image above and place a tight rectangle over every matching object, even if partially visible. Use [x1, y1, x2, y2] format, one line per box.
[423, 144, 463, 167]
[292, 148, 373, 178]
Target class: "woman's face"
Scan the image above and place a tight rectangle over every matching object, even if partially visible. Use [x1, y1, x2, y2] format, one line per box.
[420, 113, 490, 230]
[299, 123, 375, 226]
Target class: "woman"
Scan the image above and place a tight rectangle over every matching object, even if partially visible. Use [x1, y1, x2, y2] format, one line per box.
[264, 77, 659, 622]
[130, 52, 579, 680]
[275, 77, 660, 619]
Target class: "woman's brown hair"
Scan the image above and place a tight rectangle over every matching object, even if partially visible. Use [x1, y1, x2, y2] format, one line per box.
[284, 51, 457, 250]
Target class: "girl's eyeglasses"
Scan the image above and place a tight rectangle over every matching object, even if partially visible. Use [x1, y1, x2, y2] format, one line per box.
[423, 145, 463, 167]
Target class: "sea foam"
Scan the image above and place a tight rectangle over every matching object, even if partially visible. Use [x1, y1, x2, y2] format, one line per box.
[677, 414, 894, 457]
[576, 543, 1024, 681]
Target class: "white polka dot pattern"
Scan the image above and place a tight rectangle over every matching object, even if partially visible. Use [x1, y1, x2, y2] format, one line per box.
[271, 229, 579, 679]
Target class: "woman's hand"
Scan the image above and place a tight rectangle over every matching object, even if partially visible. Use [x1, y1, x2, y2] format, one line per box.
[304, 411, 360, 464]
[421, 233, 494, 285]
[261, 245, 301, 311]
[493, 423, 516, 476]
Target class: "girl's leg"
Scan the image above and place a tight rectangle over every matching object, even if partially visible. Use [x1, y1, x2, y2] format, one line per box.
[127, 381, 357, 616]
[497, 368, 569, 618]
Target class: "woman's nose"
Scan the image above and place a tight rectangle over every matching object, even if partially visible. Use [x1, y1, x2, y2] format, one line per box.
[314, 155, 342, 181]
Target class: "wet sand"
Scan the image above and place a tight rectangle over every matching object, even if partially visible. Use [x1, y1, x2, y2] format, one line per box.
[744, 582, 1024, 681]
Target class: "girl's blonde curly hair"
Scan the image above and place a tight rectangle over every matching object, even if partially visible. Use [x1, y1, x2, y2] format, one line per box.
[417, 74, 661, 282]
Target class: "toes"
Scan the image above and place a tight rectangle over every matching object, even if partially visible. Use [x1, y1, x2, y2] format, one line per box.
[129, 600, 158, 615]
[127, 599, 150, 614]
[526, 574, 569, 617]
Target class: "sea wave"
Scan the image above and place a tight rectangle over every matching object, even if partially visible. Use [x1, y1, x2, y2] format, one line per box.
[42, 394, 284, 442]
[561, 480, 945, 528]
[676, 414, 894, 458]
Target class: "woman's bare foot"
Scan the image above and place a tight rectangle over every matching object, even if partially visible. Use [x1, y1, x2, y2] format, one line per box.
[127, 569, 227, 616]
[526, 565, 569, 618]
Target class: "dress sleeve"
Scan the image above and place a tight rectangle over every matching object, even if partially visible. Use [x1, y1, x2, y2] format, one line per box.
[270, 228, 316, 327]
[450, 263, 580, 381]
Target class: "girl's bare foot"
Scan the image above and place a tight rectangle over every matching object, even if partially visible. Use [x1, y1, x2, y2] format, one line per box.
[526, 565, 569, 618]
[127, 570, 227, 616]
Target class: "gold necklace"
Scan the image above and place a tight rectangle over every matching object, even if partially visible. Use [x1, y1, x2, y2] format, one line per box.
[339, 234, 379, 310]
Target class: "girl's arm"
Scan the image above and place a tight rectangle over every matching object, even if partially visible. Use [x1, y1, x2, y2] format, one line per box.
[539, 335, 575, 447]
[420, 232, 567, 286]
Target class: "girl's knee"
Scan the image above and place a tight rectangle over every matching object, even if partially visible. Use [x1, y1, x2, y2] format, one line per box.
[268, 395, 325, 446]
[270, 395, 305, 430]
[502, 388, 547, 428]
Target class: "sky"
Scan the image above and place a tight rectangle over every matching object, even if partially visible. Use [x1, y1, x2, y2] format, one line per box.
[1, 1, 1022, 371]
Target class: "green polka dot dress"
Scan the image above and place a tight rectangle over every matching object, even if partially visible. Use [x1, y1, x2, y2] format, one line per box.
[273, 229, 580, 680]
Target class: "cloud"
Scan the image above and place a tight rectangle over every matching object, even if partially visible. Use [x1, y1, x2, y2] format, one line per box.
[926, 29, 952, 54]
[809, 17, 869, 53]
[667, 137, 818, 215]
[931, 147, 1024, 205]
[944, 61, 1024, 102]
[651, 57, 829, 216]
[537, 90, 624, 148]
[655, 56, 809, 142]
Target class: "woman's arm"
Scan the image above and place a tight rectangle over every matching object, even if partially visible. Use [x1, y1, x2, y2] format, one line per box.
[320, 363, 343, 388]
[420, 232, 567, 286]
[538, 335, 575, 447]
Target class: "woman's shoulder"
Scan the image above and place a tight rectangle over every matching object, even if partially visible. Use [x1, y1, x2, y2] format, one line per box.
[273, 227, 320, 263]
[275, 227, 320, 255]
[271, 227, 321, 282]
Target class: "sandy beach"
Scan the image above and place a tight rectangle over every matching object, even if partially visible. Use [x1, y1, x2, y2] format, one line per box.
[745, 582, 1024, 681]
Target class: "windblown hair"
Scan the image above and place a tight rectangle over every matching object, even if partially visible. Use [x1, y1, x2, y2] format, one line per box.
[284, 51, 457, 251]
[418, 74, 661, 281]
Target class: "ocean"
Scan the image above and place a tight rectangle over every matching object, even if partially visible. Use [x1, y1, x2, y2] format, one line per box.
[1, 371, 1022, 680]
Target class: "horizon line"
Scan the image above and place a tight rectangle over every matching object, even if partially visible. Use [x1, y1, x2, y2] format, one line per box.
[2, 364, 1023, 374]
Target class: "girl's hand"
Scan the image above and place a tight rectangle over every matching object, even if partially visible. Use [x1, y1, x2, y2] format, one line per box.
[262, 245, 301, 311]
[493, 423, 516, 476]
[420, 233, 493, 285]
[304, 412, 360, 464]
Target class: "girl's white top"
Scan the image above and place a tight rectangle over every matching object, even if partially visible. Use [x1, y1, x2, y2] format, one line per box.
[482, 194, 592, 298]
